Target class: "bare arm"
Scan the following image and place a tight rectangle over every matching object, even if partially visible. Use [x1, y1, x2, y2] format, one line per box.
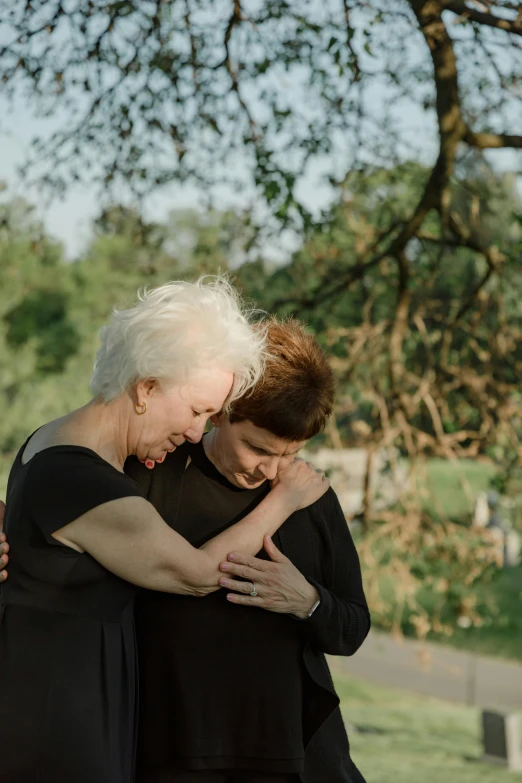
[54, 459, 329, 596]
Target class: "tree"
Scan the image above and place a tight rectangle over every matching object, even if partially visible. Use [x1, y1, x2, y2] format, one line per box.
[1, 2, 520, 234]
[0, 189, 79, 453]
[235, 160, 522, 639]
[236, 158, 522, 461]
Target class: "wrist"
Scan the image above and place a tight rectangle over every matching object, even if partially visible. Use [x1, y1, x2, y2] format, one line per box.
[294, 584, 320, 620]
[270, 484, 300, 516]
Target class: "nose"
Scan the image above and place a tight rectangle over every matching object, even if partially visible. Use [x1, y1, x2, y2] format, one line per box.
[183, 417, 207, 443]
[257, 458, 279, 482]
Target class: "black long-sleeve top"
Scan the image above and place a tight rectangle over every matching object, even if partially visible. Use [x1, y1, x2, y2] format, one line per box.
[126, 438, 370, 783]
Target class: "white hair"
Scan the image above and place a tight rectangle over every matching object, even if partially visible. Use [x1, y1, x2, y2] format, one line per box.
[90, 276, 266, 409]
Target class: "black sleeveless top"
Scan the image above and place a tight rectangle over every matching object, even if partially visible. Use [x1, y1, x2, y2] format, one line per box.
[131, 440, 310, 776]
[0, 443, 143, 783]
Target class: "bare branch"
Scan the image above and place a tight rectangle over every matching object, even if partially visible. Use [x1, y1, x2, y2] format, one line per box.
[443, 0, 522, 36]
[464, 128, 522, 148]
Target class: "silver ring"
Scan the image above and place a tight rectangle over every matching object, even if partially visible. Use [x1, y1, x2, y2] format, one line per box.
[250, 582, 258, 597]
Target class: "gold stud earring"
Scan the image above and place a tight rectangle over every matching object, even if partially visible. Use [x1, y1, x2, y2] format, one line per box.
[135, 401, 147, 415]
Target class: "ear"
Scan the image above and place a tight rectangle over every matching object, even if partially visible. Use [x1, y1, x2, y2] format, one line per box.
[210, 411, 227, 428]
[135, 378, 158, 404]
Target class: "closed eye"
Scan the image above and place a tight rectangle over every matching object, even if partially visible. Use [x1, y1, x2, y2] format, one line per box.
[192, 410, 202, 417]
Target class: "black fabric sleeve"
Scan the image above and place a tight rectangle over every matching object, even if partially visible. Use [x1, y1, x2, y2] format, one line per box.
[303, 488, 371, 656]
[25, 448, 144, 544]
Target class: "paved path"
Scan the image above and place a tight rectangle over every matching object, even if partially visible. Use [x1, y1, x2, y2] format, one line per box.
[328, 630, 522, 710]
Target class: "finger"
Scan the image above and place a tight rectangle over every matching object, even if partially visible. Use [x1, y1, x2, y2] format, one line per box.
[0, 532, 6, 543]
[0, 500, 5, 533]
[218, 577, 257, 594]
[0, 541, 9, 554]
[226, 593, 265, 607]
[0, 553, 9, 568]
[227, 552, 275, 571]
[263, 534, 287, 563]
[219, 561, 267, 581]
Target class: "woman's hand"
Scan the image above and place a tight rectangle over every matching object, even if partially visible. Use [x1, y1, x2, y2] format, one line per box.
[0, 500, 9, 582]
[270, 457, 329, 511]
[219, 534, 320, 619]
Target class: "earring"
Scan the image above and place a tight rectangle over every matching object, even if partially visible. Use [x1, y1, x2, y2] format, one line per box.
[135, 401, 147, 415]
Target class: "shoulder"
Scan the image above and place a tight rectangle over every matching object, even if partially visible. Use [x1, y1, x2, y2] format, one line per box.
[26, 446, 137, 485]
[24, 447, 144, 540]
[27, 447, 143, 500]
[303, 486, 344, 521]
[290, 487, 352, 547]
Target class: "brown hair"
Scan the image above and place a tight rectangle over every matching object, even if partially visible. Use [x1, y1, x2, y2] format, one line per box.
[228, 318, 335, 441]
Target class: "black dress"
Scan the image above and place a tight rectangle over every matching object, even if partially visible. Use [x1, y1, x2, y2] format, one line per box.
[0, 443, 143, 783]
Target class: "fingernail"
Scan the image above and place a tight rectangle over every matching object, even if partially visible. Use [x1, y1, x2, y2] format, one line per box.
[145, 460, 155, 469]
[220, 562, 231, 571]
[219, 578, 229, 586]
[228, 553, 237, 561]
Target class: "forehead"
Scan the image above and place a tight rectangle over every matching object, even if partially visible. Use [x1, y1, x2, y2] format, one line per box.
[236, 420, 306, 454]
[186, 368, 234, 410]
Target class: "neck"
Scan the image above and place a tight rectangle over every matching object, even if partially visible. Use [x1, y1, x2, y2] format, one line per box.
[60, 396, 133, 471]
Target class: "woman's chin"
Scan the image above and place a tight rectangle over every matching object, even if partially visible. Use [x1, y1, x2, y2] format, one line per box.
[240, 475, 266, 489]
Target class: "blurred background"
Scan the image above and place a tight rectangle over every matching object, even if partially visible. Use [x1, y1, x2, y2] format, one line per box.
[0, 1, 521, 780]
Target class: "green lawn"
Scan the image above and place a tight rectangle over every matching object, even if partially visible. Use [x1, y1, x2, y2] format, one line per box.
[334, 669, 520, 783]
[415, 458, 498, 520]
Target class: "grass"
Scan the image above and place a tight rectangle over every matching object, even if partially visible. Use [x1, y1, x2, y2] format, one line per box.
[415, 458, 498, 520]
[333, 668, 521, 783]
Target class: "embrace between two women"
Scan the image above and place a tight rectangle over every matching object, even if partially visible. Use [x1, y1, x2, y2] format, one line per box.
[0, 277, 369, 783]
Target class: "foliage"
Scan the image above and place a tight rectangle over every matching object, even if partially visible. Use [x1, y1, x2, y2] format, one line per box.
[421, 564, 522, 662]
[233, 158, 522, 639]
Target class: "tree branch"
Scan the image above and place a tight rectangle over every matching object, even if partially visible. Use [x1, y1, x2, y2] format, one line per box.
[464, 128, 522, 148]
[443, 1, 522, 36]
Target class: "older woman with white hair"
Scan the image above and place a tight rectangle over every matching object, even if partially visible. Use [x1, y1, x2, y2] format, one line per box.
[0, 277, 328, 783]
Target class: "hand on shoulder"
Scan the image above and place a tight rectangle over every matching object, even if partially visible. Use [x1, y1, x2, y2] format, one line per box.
[271, 457, 329, 511]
